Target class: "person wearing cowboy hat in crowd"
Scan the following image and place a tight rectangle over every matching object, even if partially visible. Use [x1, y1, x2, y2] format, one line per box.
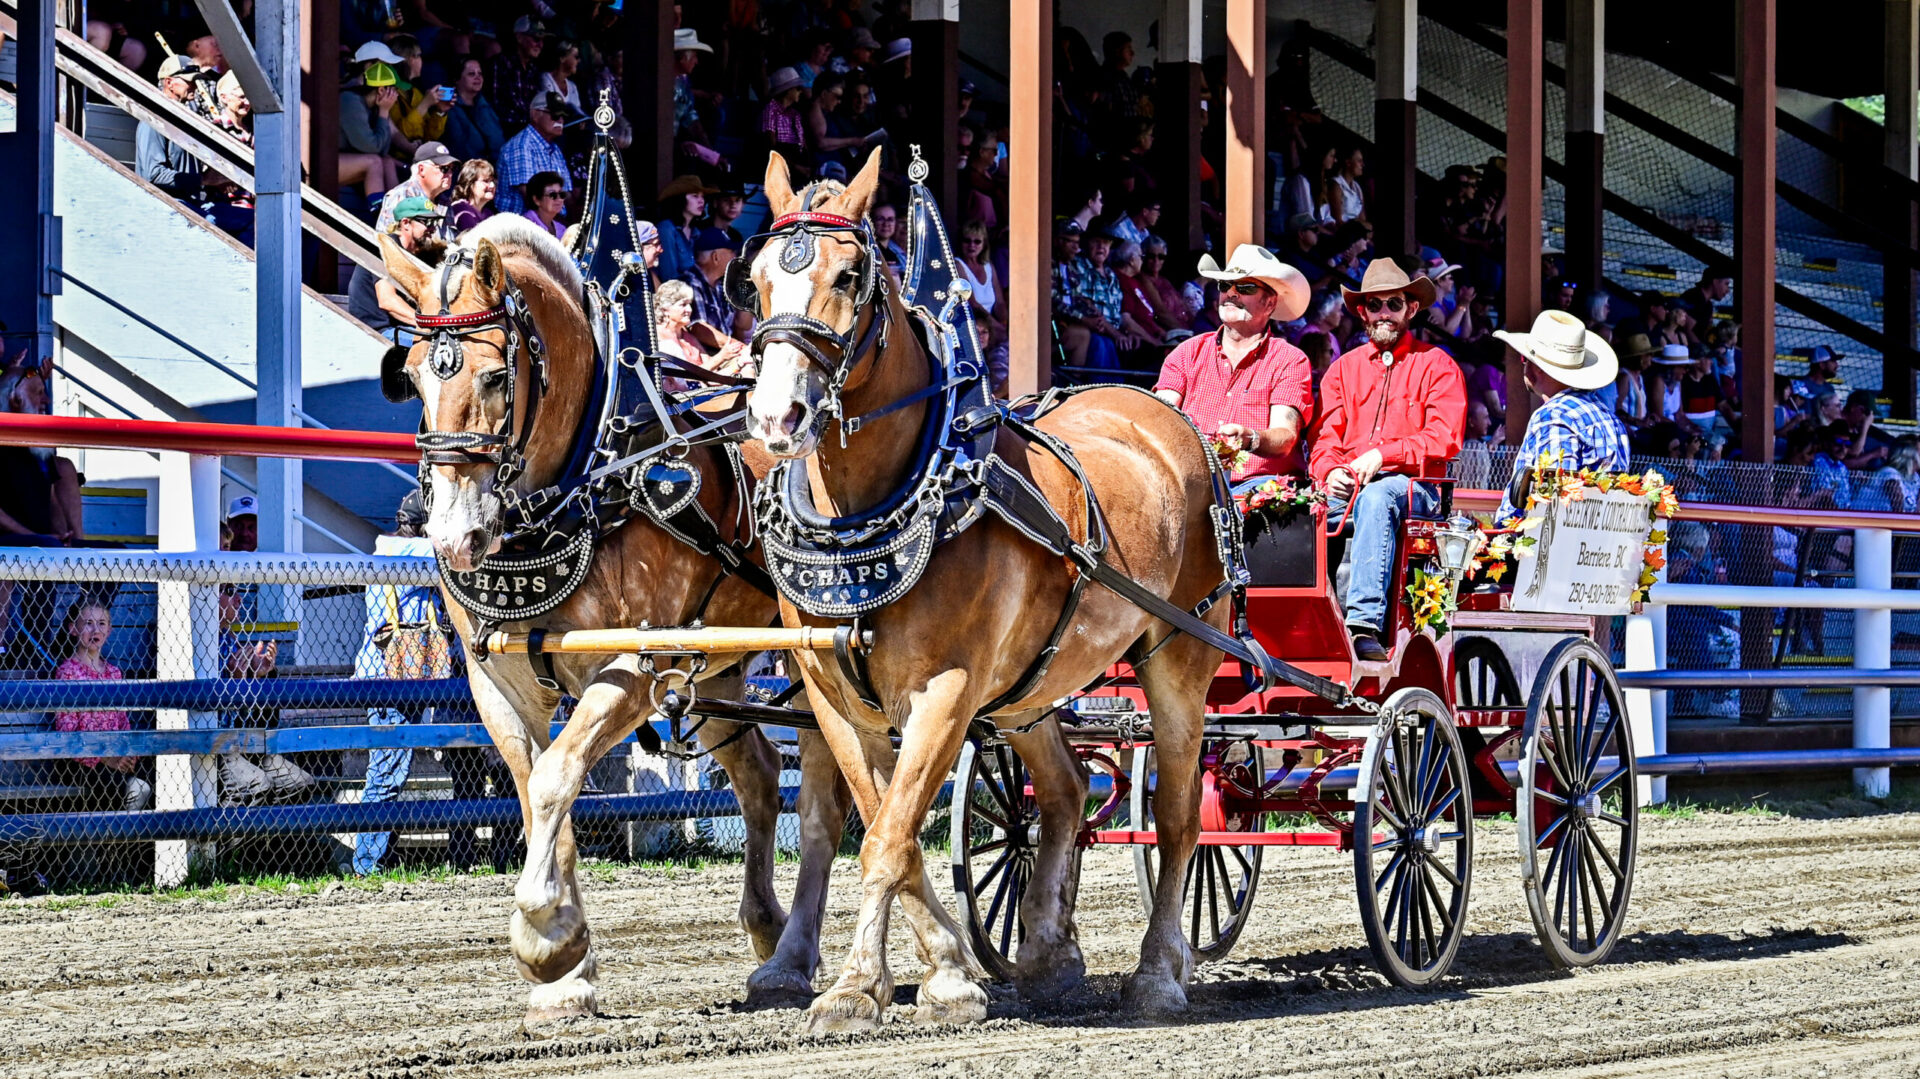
[1492, 310, 1631, 524]
[760, 67, 811, 177]
[1612, 332, 1661, 432]
[1154, 245, 1315, 493]
[1307, 259, 1467, 663]
[1644, 342, 1694, 426]
[657, 173, 719, 286]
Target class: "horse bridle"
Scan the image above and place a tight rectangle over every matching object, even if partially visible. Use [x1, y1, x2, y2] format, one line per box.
[385, 247, 551, 490]
[729, 209, 890, 435]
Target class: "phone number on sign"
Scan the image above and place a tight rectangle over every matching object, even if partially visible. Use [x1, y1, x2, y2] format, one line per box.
[1566, 581, 1626, 607]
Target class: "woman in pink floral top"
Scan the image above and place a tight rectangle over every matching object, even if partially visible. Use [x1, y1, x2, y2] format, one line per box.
[54, 598, 152, 811]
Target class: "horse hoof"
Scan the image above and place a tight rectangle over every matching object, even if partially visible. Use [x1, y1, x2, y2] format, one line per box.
[524, 1001, 596, 1025]
[525, 975, 598, 1025]
[744, 964, 816, 1010]
[1119, 973, 1189, 1019]
[805, 988, 884, 1035]
[1015, 942, 1087, 1000]
[914, 968, 989, 1025]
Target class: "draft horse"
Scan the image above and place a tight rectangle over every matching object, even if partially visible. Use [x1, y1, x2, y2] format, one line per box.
[738, 151, 1233, 1030]
[379, 214, 850, 1019]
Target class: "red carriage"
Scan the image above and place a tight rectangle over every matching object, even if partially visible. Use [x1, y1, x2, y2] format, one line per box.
[949, 486, 1641, 987]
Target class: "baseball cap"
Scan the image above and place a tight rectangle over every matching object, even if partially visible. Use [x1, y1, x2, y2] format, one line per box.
[532, 91, 581, 120]
[1285, 212, 1319, 233]
[1055, 218, 1084, 236]
[392, 196, 444, 223]
[817, 160, 849, 182]
[633, 220, 660, 245]
[353, 40, 404, 65]
[396, 489, 429, 529]
[362, 61, 398, 88]
[693, 228, 736, 254]
[511, 15, 546, 35]
[413, 141, 456, 166]
[226, 495, 258, 520]
[1810, 344, 1844, 366]
[883, 37, 912, 64]
[157, 55, 207, 82]
[216, 70, 244, 99]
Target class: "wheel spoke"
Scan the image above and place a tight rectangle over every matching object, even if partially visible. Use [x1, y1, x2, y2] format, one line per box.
[1576, 830, 1598, 950]
[1538, 737, 1573, 790]
[1536, 808, 1571, 847]
[969, 837, 1009, 858]
[1227, 844, 1255, 878]
[1533, 788, 1569, 806]
[1583, 708, 1621, 777]
[1428, 852, 1461, 888]
[1372, 832, 1405, 853]
[1586, 821, 1625, 885]
[1414, 715, 1442, 812]
[997, 861, 1027, 956]
[1426, 782, 1462, 822]
[982, 850, 1017, 946]
[1420, 860, 1457, 935]
[1373, 796, 1408, 834]
[1589, 765, 1630, 795]
[971, 802, 1011, 833]
[1580, 826, 1615, 912]
[975, 844, 1014, 891]
[1374, 847, 1407, 894]
[1188, 850, 1205, 948]
[1416, 867, 1443, 966]
[1207, 849, 1225, 944]
[1597, 809, 1632, 829]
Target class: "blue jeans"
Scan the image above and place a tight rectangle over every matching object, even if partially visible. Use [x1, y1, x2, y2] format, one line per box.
[353, 706, 414, 875]
[1324, 474, 1440, 635]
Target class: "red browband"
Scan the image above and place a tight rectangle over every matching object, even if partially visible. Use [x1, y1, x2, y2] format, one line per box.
[769, 211, 862, 232]
[414, 306, 505, 329]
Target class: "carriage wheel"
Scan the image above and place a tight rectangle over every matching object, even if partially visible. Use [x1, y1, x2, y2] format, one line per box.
[1455, 636, 1523, 709]
[950, 738, 1067, 982]
[1129, 740, 1265, 963]
[1353, 687, 1474, 987]
[1518, 637, 1638, 968]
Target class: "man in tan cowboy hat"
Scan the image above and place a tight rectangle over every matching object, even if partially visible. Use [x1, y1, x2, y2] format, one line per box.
[1308, 258, 1467, 662]
[1154, 245, 1314, 489]
[1492, 309, 1630, 522]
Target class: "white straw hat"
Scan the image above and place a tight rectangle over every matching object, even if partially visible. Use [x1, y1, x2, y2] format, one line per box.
[1196, 244, 1311, 321]
[1652, 343, 1693, 365]
[1492, 309, 1619, 391]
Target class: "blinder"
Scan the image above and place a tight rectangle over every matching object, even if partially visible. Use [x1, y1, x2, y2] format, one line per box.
[723, 257, 761, 318]
[380, 345, 417, 403]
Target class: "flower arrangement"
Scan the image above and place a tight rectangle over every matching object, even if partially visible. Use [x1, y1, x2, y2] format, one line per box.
[1208, 433, 1252, 476]
[1495, 451, 1676, 604]
[1233, 474, 1325, 522]
[1405, 565, 1459, 633]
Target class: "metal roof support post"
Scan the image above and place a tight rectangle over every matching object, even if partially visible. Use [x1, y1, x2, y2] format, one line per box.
[153, 452, 223, 887]
[1885, 0, 1919, 420]
[1374, 0, 1418, 258]
[1854, 527, 1893, 798]
[1225, 0, 1266, 251]
[1503, 0, 1544, 445]
[1007, 0, 1053, 397]
[1565, 0, 1606, 305]
[0, 0, 60, 370]
[1154, 0, 1206, 269]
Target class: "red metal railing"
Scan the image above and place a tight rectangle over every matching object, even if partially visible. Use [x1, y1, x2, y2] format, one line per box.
[0, 413, 417, 463]
[3, 412, 1915, 532]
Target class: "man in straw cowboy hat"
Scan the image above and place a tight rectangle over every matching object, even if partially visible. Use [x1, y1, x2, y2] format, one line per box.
[1154, 245, 1314, 489]
[1308, 259, 1467, 662]
[1491, 309, 1630, 523]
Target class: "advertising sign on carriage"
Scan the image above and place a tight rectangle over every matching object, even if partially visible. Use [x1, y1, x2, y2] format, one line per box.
[1511, 485, 1660, 616]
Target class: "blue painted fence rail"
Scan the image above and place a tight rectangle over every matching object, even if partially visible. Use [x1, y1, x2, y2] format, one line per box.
[0, 677, 472, 711]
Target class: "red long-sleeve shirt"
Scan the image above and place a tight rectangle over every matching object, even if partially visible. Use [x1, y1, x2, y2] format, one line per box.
[1308, 336, 1468, 485]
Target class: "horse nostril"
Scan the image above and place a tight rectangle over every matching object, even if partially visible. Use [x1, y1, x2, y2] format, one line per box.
[781, 404, 808, 437]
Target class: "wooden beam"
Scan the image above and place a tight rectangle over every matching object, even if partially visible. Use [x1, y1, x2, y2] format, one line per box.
[1007, 0, 1053, 396]
[1373, 0, 1417, 256]
[1225, 0, 1266, 250]
[1736, 0, 1776, 463]
[908, 1, 960, 221]
[1565, 0, 1605, 301]
[1886, 0, 1919, 420]
[622, 0, 675, 208]
[1154, 0, 1205, 267]
[303, 0, 340, 291]
[1503, 0, 1544, 445]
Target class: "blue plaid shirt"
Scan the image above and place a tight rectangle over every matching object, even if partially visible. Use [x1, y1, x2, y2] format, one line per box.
[1498, 387, 1632, 522]
[496, 127, 569, 215]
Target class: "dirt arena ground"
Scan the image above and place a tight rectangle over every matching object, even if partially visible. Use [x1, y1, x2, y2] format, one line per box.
[2, 808, 1918, 1079]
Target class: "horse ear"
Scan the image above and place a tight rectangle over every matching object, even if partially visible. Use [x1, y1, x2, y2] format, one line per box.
[471, 239, 506, 305]
[763, 151, 797, 216]
[379, 233, 431, 305]
[838, 147, 885, 221]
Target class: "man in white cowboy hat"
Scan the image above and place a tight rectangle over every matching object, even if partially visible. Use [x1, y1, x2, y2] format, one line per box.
[1154, 245, 1314, 490]
[1308, 258, 1468, 662]
[1492, 309, 1631, 523]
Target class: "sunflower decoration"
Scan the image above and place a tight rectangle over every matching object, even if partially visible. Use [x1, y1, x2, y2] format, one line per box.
[1405, 565, 1459, 633]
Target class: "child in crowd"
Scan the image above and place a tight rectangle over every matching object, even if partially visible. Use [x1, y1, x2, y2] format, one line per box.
[53, 595, 152, 811]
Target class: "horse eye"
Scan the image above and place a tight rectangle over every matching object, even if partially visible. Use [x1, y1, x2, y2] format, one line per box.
[836, 269, 858, 291]
[478, 367, 509, 391]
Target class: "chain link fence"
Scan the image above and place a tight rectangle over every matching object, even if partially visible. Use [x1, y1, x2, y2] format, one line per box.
[0, 551, 807, 896]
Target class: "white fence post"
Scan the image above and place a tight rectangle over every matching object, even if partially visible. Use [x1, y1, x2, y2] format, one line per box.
[1853, 527, 1893, 798]
[1623, 611, 1663, 805]
[154, 452, 222, 887]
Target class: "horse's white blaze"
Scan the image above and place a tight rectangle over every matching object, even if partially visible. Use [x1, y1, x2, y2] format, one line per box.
[745, 253, 834, 456]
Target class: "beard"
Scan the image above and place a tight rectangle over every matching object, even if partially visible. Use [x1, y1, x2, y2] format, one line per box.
[1368, 319, 1404, 349]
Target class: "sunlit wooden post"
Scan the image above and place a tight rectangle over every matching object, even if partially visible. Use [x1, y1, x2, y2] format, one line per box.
[1502, 0, 1543, 444]
[1225, 0, 1266, 251]
[1007, 1, 1054, 396]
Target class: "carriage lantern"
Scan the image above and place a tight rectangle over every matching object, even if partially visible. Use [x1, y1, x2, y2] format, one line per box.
[1434, 515, 1482, 579]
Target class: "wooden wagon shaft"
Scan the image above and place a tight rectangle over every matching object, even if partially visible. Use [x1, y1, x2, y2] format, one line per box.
[481, 625, 868, 656]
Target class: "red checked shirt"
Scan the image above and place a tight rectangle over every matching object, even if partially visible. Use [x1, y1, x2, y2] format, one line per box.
[1154, 327, 1315, 480]
[1308, 335, 1468, 485]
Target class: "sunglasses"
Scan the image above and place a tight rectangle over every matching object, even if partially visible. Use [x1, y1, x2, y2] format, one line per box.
[541, 191, 565, 199]
[1361, 295, 1407, 313]
[1225, 281, 1269, 296]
